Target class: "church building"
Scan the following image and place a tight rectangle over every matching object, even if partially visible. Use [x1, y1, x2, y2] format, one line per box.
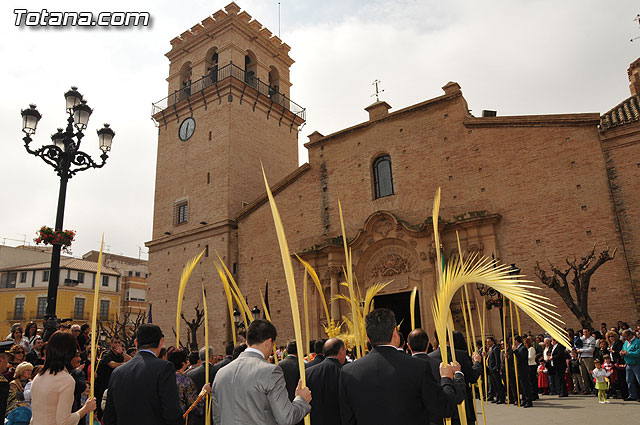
[147, 3, 640, 348]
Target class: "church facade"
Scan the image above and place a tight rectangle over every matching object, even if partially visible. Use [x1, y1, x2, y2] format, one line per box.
[147, 3, 640, 349]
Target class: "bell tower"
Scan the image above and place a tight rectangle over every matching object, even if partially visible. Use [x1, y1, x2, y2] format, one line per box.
[146, 2, 305, 343]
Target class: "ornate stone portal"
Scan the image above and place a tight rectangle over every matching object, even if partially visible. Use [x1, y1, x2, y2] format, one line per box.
[297, 210, 504, 339]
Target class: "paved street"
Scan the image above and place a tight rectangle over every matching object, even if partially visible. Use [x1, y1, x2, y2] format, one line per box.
[477, 394, 640, 423]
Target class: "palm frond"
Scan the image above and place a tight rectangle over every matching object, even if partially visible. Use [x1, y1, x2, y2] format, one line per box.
[214, 260, 238, 346]
[176, 249, 206, 347]
[261, 165, 309, 419]
[410, 286, 418, 331]
[295, 254, 331, 323]
[430, 188, 571, 358]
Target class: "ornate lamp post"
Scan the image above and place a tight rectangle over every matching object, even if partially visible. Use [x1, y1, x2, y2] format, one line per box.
[20, 87, 115, 341]
[251, 305, 261, 322]
[476, 281, 505, 340]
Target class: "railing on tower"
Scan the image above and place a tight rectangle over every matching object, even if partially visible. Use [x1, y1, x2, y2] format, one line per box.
[151, 62, 306, 121]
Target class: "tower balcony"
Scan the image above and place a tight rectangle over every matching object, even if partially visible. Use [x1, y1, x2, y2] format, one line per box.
[152, 62, 305, 124]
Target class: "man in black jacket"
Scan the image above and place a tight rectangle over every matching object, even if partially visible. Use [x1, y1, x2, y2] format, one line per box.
[428, 332, 482, 424]
[305, 338, 345, 425]
[408, 328, 442, 379]
[104, 324, 182, 425]
[486, 337, 505, 404]
[211, 342, 234, 382]
[305, 339, 326, 368]
[339, 308, 465, 425]
[278, 340, 302, 401]
[550, 338, 568, 397]
[187, 345, 215, 392]
[513, 335, 534, 407]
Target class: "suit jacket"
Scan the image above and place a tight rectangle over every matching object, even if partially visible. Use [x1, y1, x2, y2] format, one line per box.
[278, 355, 301, 401]
[487, 345, 500, 373]
[104, 351, 182, 425]
[186, 361, 220, 425]
[211, 356, 232, 382]
[339, 346, 464, 425]
[212, 350, 310, 425]
[428, 347, 481, 424]
[550, 343, 567, 372]
[305, 357, 342, 425]
[186, 362, 214, 392]
[514, 344, 529, 374]
[305, 354, 325, 369]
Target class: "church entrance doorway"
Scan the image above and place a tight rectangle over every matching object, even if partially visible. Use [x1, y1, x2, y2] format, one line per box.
[373, 290, 421, 341]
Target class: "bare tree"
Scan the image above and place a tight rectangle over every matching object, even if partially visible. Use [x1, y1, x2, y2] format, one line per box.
[181, 303, 204, 352]
[97, 311, 147, 351]
[534, 245, 616, 330]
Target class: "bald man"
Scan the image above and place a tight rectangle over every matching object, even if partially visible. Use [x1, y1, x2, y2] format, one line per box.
[305, 338, 346, 425]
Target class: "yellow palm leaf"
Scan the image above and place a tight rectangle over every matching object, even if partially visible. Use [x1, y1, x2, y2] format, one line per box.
[430, 188, 570, 368]
[260, 288, 279, 364]
[201, 283, 211, 425]
[410, 286, 418, 331]
[261, 165, 310, 425]
[295, 254, 332, 325]
[215, 251, 253, 321]
[176, 249, 206, 347]
[213, 260, 238, 346]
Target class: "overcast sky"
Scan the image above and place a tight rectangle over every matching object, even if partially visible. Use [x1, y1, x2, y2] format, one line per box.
[1, 0, 638, 259]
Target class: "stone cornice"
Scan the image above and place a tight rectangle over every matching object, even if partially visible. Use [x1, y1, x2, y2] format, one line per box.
[165, 2, 293, 67]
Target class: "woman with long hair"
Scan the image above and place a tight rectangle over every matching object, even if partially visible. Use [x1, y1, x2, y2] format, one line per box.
[24, 322, 38, 350]
[7, 324, 29, 351]
[30, 331, 95, 425]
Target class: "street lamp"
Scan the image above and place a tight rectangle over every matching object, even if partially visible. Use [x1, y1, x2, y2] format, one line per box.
[251, 305, 261, 322]
[20, 87, 114, 341]
[233, 308, 241, 327]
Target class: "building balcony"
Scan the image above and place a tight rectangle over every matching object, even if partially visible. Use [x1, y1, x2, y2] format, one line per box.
[5, 311, 25, 321]
[151, 62, 305, 122]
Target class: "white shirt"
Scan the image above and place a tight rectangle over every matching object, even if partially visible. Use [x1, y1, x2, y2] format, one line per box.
[245, 347, 265, 359]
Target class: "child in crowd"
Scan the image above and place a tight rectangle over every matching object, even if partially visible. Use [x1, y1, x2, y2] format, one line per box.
[537, 359, 549, 395]
[602, 354, 616, 398]
[569, 349, 583, 394]
[592, 359, 611, 404]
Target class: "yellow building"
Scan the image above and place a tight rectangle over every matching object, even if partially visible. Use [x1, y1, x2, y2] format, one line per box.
[0, 258, 121, 335]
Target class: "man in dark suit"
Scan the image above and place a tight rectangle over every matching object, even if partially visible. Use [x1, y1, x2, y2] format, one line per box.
[339, 308, 466, 425]
[513, 335, 534, 407]
[278, 340, 302, 401]
[211, 342, 234, 382]
[185, 345, 216, 425]
[187, 346, 214, 393]
[104, 324, 182, 425]
[408, 328, 441, 378]
[305, 338, 345, 425]
[428, 332, 482, 425]
[550, 338, 568, 397]
[486, 337, 505, 404]
[305, 339, 325, 368]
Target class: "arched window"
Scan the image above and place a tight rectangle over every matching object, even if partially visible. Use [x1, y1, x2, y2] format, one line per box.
[178, 62, 192, 100]
[373, 155, 394, 199]
[205, 47, 219, 85]
[268, 66, 280, 104]
[244, 51, 257, 88]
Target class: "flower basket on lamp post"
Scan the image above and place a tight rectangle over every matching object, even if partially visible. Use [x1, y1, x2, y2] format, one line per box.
[34, 226, 76, 254]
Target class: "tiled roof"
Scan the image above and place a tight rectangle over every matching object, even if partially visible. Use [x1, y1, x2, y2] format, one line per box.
[0, 258, 119, 275]
[599, 94, 640, 132]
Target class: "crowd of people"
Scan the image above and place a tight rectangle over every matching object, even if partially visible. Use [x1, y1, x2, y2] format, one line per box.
[480, 321, 640, 409]
[0, 315, 637, 424]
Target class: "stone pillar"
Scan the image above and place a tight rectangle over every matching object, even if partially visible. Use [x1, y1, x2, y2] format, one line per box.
[329, 267, 341, 321]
